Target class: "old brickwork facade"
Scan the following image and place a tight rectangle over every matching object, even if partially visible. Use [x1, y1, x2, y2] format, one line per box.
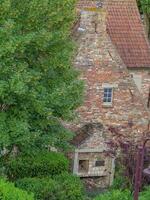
[69, 0, 150, 189]
[73, 7, 149, 140]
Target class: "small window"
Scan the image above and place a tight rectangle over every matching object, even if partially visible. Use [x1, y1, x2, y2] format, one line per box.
[103, 88, 113, 105]
[95, 160, 105, 167]
[79, 160, 89, 173]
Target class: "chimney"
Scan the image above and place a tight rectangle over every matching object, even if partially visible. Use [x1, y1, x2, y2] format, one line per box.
[75, 1, 107, 67]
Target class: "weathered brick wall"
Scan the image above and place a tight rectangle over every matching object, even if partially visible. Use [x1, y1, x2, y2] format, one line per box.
[73, 8, 150, 141]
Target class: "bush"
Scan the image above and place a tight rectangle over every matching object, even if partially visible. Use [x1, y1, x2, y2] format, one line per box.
[4, 151, 69, 180]
[16, 177, 58, 200]
[111, 167, 131, 190]
[55, 172, 85, 200]
[139, 186, 150, 200]
[94, 189, 132, 200]
[0, 178, 34, 200]
[16, 173, 85, 200]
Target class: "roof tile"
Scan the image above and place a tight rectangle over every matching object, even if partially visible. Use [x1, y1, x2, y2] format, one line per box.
[106, 0, 150, 68]
[77, 0, 150, 68]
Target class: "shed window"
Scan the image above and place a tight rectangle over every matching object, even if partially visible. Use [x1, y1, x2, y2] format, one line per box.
[79, 160, 89, 173]
[103, 88, 113, 105]
[95, 160, 105, 167]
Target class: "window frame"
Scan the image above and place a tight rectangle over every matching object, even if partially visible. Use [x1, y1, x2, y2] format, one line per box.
[102, 87, 113, 106]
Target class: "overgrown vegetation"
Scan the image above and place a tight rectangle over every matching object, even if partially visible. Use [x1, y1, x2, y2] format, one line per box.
[3, 151, 69, 180]
[0, 0, 85, 199]
[0, 178, 34, 200]
[16, 173, 85, 200]
[0, 0, 83, 155]
[94, 190, 132, 200]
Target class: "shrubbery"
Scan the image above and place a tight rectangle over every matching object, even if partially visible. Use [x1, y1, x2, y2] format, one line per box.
[0, 178, 34, 200]
[94, 189, 132, 200]
[16, 173, 85, 200]
[54, 172, 85, 200]
[16, 177, 58, 200]
[139, 186, 150, 200]
[4, 151, 69, 180]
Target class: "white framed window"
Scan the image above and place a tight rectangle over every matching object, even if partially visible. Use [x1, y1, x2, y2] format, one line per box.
[103, 87, 113, 106]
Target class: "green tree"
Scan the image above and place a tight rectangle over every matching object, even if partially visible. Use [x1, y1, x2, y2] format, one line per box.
[140, 0, 150, 15]
[139, 0, 150, 37]
[0, 178, 34, 200]
[0, 0, 83, 155]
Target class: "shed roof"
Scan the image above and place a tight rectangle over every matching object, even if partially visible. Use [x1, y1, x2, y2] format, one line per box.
[71, 123, 104, 147]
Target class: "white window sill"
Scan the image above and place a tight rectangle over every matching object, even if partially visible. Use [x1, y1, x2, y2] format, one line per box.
[102, 103, 113, 108]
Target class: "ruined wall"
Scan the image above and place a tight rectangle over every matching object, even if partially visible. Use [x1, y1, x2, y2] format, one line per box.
[73, 8, 149, 141]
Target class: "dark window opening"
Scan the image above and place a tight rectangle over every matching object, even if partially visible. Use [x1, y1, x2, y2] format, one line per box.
[95, 160, 105, 167]
[79, 160, 89, 173]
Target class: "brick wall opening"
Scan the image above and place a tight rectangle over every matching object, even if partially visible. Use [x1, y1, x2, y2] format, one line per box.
[79, 160, 89, 173]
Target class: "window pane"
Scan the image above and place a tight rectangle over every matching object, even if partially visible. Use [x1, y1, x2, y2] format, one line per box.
[104, 88, 108, 93]
[108, 88, 112, 93]
[103, 98, 107, 102]
[108, 93, 112, 98]
[107, 98, 112, 102]
[104, 93, 108, 97]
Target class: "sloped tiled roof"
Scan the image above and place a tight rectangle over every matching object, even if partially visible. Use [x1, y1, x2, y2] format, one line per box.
[77, 0, 150, 68]
[106, 0, 150, 68]
[77, 0, 97, 8]
[71, 123, 103, 147]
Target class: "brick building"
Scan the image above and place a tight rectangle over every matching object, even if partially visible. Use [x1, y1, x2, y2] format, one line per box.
[69, 0, 150, 189]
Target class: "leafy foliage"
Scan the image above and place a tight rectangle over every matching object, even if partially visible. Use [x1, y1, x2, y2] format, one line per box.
[0, 178, 34, 200]
[140, 0, 150, 15]
[16, 173, 85, 200]
[139, 186, 150, 200]
[111, 162, 132, 191]
[4, 151, 69, 180]
[94, 190, 132, 200]
[16, 177, 57, 200]
[54, 172, 85, 200]
[0, 0, 83, 154]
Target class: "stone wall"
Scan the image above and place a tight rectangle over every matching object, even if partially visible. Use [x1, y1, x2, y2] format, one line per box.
[78, 152, 113, 189]
[73, 8, 150, 141]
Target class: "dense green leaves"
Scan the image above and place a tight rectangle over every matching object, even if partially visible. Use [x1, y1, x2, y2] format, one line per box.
[140, 0, 150, 15]
[0, 178, 34, 200]
[94, 190, 132, 200]
[4, 151, 69, 180]
[54, 172, 85, 200]
[16, 177, 58, 200]
[0, 0, 83, 153]
[139, 186, 150, 200]
[16, 173, 85, 200]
